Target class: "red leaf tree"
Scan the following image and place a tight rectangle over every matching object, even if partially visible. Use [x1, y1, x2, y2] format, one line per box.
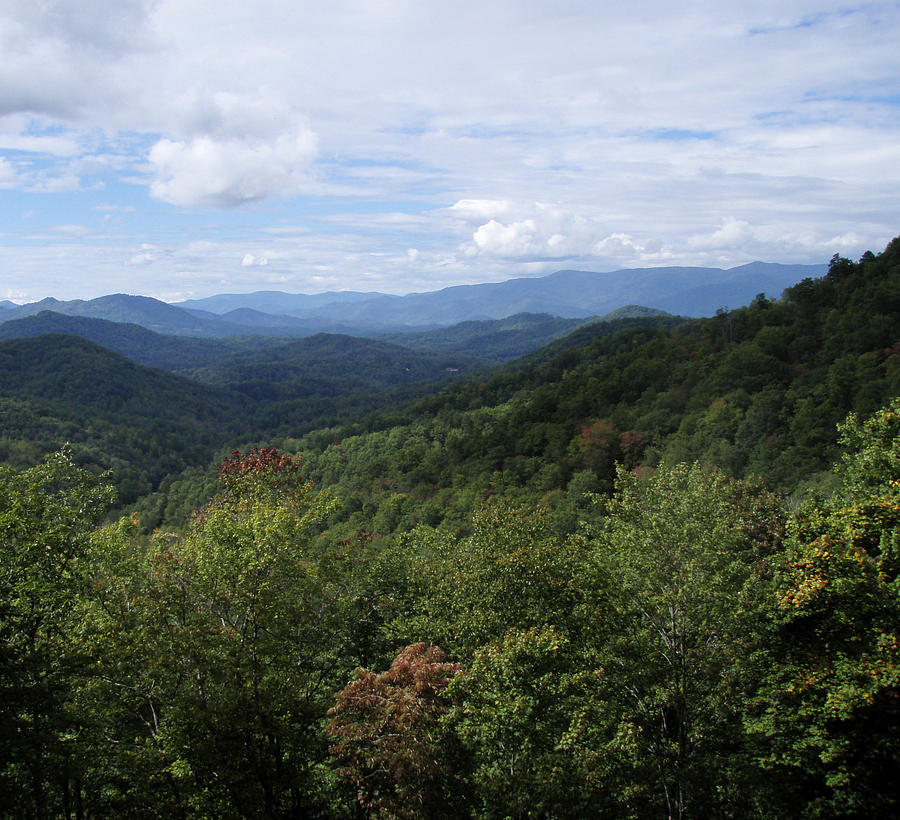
[326, 643, 462, 818]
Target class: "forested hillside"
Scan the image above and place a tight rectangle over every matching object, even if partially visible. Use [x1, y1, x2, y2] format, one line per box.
[0, 334, 254, 502]
[1, 239, 899, 817]
[0, 330, 478, 507]
[380, 308, 667, 363]
[0, 310, 278, 370]
[262, 240, 900, 544]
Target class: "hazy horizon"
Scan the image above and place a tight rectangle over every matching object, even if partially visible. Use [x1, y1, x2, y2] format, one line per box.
[0, 258, 830, 308]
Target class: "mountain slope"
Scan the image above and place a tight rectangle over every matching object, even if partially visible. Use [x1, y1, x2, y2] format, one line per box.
[0, 294, 422, 337]
[190, 333, 481, 400]
[0, 310, 271, 370]
[0, 294, 249, 337]
[0, 309, 645, 369]
[288, 239, 900, 540]
[380, 308, 670, 363]
[0, 333, 251, 502]
[0, 334, 246, 421]
[0, 327, 483, 505]
[175, 289, 386, 314]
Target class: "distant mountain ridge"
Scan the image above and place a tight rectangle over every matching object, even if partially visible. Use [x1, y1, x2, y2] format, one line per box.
[173, 261, 825, 326]
[0, 311, 482, 381]
[0, 311, 271, 371]
[0, 295, 242, 337]
[381, 307, 670, 363]
[175, 289, 387, 315]
[0, 295, 384, 338]
[1, 261, 826, 337]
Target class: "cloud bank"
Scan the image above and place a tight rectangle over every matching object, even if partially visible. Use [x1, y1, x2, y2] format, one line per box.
[0, 0, 898, 300]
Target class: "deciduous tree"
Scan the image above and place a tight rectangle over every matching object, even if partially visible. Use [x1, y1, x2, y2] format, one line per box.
[589, 463, 784, 819]
[326, 643, 462, 819]
[750, 401, 900, 816]
[0, 450, 114, 818]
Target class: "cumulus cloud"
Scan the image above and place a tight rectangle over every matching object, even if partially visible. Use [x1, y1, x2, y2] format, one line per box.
[676, 218, 892, 268]
[461, 203, 682, 269]
[144, 89, 320, 207]
[693, 218, 756, 250]
[471, 219, 540, 257]
[148, 129, 318, 207]
[592, 233, 645, 256]
[241, 253, 268, 267]
[465, 203, 617, 261]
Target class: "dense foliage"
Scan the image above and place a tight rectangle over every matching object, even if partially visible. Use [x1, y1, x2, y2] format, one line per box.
[1, 238, 899, 816]
[3, 399, 899, 816]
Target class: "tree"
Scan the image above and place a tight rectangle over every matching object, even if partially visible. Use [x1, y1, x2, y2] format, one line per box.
[589, 463, 785, 819]
[0, 450, 114, 818]
[80, 448, 346, 817]
[326, 643, 462, 819]
[398, 501, 592, 661]
[750, 401, 900, 817]
[443, 626, 609, 819]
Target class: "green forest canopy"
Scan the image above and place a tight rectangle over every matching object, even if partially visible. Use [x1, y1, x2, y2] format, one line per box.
[2, 401, 898, 817]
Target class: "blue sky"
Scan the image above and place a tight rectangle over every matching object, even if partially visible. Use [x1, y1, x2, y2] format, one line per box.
[1, 0, 898, 302]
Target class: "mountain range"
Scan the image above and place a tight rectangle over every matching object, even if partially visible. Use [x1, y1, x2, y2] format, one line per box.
[0, 261, 825, 338]
[0, 309, 646, 368]
[176, 261, 824, 326]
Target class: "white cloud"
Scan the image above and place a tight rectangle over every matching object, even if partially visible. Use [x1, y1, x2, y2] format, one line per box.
[696, 218, 756, 250]
[448, 199, 513, 221]
[241, 253, 268, 267]
[466, 203, 611, 261]
[148, 129, 318, 207]
[143, 89, 320, 207]
[28, 172, 81, 193]
[592, 233, 645, 257]
[472, 219, 540, 257]
[0, 0, 898, 298]
[0, 131, 78, 156]
[0, 152, 66, 193]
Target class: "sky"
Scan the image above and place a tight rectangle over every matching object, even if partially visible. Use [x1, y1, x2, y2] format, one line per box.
[1, 0, 899, 303]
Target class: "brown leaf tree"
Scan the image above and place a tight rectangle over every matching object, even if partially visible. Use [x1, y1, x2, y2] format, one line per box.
[326, 643, 462, 819]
